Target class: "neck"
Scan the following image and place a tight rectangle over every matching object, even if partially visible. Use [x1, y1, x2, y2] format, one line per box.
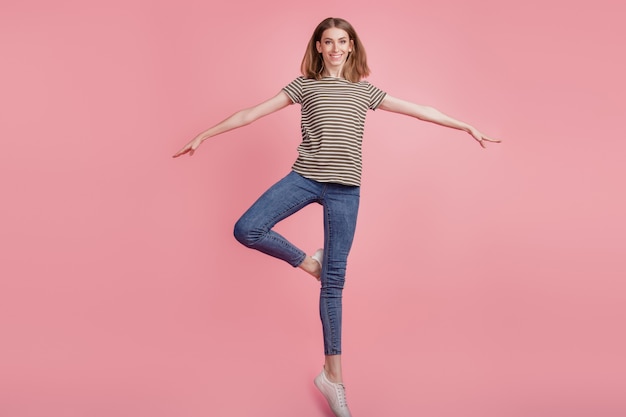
[322, 62, 345, 78]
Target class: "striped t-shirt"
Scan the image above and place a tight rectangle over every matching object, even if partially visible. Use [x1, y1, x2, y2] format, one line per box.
[282, 76, 387, 186]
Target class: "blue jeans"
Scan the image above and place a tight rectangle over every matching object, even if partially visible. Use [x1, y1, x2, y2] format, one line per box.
[234, 171, 360, 355]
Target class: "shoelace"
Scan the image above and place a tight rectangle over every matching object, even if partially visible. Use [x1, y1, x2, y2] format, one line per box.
[335, 383, 348, 407]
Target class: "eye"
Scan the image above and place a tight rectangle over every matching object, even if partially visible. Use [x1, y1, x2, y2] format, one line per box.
[325, 40, 332, 45]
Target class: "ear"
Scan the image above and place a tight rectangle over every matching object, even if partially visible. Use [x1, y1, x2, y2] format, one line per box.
[316, 41, 322, 53]
[349, 39, 354, 52]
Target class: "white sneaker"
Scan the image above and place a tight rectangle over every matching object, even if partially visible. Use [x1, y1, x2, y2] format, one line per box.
[311, 248, 323, 281]
[312, 248, 323, 266]
[314, 368, 352, 417]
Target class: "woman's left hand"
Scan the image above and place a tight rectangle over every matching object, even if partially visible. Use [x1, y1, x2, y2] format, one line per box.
[469, 127, 501, 148]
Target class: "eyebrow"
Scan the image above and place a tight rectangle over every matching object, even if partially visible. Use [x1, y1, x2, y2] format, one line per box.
[323, 37, 348, 41]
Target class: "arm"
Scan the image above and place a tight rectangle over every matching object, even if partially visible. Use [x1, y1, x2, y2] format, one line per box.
[378, 95, 500, 148]
[173, 91, 293, 157]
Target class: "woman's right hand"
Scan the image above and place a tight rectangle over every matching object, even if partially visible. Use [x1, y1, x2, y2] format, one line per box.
[172, 92, 292, 159]
[172, 135, 205, 158]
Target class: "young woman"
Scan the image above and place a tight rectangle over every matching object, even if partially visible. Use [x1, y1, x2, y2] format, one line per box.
[173, 17, 500, 417]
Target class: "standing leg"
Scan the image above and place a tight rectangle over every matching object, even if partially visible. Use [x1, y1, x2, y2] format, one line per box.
[314, 182, 360, 417]
[319, 183, 360, 375]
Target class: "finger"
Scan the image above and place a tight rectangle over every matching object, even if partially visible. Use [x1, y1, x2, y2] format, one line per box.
[473, 135, 485, 148]
[484, 136, 502, 143]
[173, 146, 193, 158]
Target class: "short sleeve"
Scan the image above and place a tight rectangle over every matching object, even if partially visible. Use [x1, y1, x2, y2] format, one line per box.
[282, 77, 304, 104]
[365, 82, 387, 110]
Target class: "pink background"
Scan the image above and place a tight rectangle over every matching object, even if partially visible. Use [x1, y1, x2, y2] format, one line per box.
[1, 0, 625, 416]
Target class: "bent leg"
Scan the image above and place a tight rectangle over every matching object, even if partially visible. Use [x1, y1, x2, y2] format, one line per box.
[234, 171, 320, 267]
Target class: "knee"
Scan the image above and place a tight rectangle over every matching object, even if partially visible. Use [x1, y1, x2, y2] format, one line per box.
[233, 217, 261, 247]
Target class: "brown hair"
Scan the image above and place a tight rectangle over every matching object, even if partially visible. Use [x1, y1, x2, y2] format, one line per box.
[301, 17, 371, 83]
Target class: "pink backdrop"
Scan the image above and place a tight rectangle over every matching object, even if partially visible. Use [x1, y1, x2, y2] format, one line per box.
[2, 1, 624, 416]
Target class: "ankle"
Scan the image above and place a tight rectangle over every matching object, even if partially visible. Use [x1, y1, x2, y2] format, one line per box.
[299, 256, 321, 280]
[324, 366, 343, 384]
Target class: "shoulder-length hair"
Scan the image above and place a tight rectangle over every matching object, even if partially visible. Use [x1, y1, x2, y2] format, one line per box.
[301, 17, 371, 83]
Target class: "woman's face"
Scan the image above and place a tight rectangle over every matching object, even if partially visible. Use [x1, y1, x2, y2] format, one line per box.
[316, 27, 353, 74]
